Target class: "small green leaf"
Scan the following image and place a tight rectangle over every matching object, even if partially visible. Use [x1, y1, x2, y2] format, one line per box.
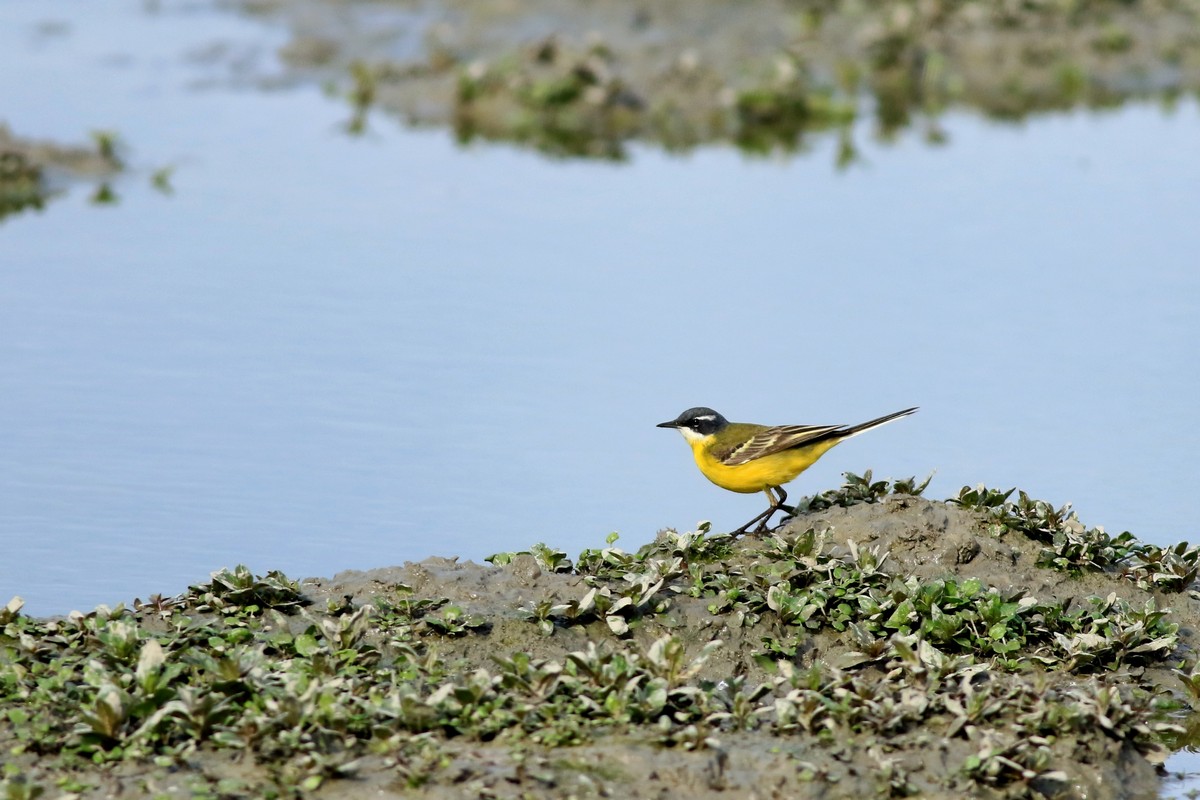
[294, 633, 321, 656]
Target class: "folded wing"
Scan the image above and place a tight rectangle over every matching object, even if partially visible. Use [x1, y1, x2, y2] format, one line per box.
[718, 424, 843, 466]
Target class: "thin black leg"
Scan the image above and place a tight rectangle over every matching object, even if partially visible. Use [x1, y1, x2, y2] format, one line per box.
[732, 504, 781, 535]
[732, 486, 792, 535]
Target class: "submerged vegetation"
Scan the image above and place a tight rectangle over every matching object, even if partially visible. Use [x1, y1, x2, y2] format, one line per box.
[4, 476, 1200, 798]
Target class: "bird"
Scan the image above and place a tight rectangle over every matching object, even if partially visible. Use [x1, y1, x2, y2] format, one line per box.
[657, 406, 918, 534]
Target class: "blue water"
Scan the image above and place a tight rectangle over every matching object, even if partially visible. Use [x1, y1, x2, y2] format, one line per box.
[2, 0, 1200, 623]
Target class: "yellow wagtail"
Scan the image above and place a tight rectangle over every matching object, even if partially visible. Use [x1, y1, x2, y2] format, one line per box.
[657, 406, 918, 533]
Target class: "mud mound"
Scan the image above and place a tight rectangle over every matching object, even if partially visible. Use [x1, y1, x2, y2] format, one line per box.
[3, 484, 1198, 799]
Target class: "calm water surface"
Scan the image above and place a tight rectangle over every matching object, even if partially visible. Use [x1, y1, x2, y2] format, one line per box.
[2, 1, 1200, 624]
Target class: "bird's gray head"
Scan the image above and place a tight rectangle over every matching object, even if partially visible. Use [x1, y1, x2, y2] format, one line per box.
[656, 407, 729, 440]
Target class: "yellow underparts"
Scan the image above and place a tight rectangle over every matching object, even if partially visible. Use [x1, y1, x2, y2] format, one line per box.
[689, 438, 844, 495]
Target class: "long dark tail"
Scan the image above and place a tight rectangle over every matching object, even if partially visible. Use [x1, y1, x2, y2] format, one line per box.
[840, 407, 919, 440]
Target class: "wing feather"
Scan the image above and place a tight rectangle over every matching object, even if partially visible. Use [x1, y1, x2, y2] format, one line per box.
[718, 424, 843, 466]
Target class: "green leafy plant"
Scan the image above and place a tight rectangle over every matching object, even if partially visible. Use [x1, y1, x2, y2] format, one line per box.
[950, 485, 1200, 592]
[795, 470, 931, 513]
[184, 566, 308, 615]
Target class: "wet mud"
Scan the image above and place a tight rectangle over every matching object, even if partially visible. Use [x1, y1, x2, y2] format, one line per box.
[4, 487, 1198, 799]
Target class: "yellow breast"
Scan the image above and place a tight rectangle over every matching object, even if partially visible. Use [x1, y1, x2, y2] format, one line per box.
[688, 438, 842, 494]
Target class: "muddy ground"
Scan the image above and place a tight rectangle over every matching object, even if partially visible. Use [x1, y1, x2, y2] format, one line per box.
[4, 486, 1200, 799]
[298, 498, 1196, 799]
[299, 495, 1197, 800]
[234, 0, 1200, 157]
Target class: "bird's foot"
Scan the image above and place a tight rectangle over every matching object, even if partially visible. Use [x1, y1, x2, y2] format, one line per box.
[762, 505, 799, 534]
[733, 507, 778, 536]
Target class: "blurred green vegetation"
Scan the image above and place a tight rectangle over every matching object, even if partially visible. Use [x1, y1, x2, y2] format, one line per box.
[319, 0, 1200, 161]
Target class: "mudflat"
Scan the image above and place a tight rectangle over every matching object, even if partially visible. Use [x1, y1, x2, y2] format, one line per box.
[4, 477, 1198, 799]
